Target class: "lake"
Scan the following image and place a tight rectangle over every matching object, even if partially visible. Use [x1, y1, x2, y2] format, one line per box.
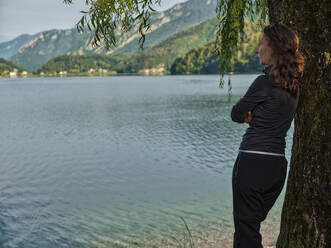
[0, 75, 294, 248]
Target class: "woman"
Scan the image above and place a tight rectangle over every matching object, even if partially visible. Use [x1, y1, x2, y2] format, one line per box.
[231, 23, 304, 248]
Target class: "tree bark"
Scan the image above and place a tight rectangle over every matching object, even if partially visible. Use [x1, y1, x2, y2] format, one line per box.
[267, 1, 331, 247]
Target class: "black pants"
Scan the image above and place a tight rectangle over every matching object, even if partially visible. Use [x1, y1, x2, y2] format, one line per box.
[232, 152, 287, 248]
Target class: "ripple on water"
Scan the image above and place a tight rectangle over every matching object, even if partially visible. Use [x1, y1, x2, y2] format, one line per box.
[0, 75, 292, 247]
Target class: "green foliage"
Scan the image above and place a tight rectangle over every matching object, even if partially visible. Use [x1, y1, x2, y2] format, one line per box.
[170, 42, 219, 74]
[64, 0, 161, 50]
[171, 20, 263, 75]
[133, 17, 219, 71]
[35, 54, 120, 74]
[216, 0, 268, 86]
[0, 58, 23, 76]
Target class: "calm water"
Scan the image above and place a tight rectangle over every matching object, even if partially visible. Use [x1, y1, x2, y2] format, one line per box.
[0, 75, 294, 248]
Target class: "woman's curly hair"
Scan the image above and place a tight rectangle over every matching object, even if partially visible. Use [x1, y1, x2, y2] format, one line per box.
[263, 23, 305, 97]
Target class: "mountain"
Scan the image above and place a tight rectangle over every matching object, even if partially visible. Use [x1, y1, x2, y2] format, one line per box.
[103, 0, 218, 55]
[36, 17, 219, 75]
[0, 33, 40, 59]
[7, 0, 218, 71]
[10, 29, 92, 71]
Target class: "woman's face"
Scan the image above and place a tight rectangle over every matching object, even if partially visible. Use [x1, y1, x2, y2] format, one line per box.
[256, 34, 273, 65]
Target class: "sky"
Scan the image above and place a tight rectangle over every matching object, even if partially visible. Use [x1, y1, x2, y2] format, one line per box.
[0, 0, 188, 41]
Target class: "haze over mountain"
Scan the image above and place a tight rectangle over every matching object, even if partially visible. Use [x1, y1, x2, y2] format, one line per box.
[0, 35, 15, 43]
[0, 33, 40, 59]
[1, 0, 218, 71]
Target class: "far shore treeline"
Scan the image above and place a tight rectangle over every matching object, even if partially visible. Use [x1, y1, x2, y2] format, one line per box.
[0, 17, 263, 77]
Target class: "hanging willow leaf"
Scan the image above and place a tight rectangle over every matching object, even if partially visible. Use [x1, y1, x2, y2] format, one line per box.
[64, 0, 159, 51]
[215, 0, 268, 89]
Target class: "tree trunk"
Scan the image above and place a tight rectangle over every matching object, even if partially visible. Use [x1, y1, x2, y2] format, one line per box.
[266, 1, 331, 247]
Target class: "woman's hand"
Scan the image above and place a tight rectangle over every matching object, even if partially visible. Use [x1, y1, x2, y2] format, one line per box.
[235, 97, 252, 123]
[244, 111, 252, 123]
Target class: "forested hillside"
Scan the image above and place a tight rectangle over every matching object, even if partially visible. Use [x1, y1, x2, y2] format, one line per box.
[171, 20, 263, 74]
[0, 58, 24, 77]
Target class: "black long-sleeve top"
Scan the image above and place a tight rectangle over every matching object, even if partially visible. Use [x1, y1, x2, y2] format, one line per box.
[231, 67, 299, 154]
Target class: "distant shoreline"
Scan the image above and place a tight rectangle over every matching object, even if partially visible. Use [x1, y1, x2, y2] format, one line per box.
[0, 72, 261, 79]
